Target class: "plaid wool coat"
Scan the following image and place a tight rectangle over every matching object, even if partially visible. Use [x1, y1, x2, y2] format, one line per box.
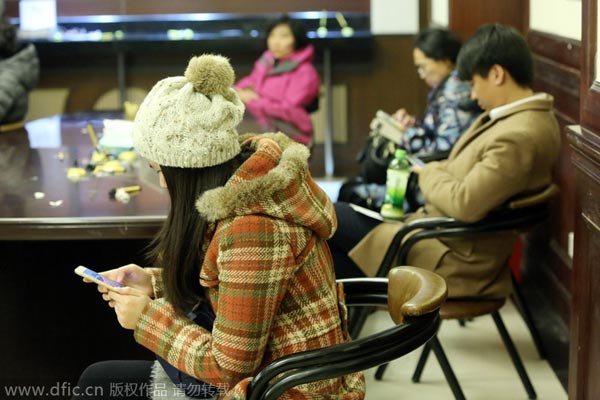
[134, 133, 366, 399]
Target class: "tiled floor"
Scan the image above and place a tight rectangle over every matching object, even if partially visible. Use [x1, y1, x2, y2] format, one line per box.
[358, 301, 567, 400]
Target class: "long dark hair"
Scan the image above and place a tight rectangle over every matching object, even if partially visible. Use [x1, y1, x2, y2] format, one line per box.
[147, 158, 238, 314]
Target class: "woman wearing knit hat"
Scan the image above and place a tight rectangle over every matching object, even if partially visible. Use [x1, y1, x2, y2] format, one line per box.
[74, 55, 364, 400]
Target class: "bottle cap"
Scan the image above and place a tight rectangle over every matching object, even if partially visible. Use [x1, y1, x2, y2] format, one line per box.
[395, 149, 407, 159]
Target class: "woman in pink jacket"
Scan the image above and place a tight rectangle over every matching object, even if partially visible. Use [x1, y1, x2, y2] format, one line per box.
[235, 15, 320, 146]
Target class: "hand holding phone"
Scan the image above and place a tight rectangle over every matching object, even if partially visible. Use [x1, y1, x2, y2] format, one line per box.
[75, 265, 124, 290]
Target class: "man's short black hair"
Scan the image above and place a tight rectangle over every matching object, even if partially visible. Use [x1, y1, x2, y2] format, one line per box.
[415, 28, 462, 64]
[456, 23, 533, 87]
[265, 14, 309, 50]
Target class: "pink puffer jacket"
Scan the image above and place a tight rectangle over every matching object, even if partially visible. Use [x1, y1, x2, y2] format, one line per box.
[235, 45, 320, 144]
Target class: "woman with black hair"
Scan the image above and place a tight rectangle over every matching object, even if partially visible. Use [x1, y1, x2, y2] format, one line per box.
[234, 15, 320, 146]
[74, 55, 364, 400]
[392, 28, 480, 153]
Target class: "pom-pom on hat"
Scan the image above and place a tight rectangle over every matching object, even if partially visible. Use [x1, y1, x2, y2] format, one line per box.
[133, 54, 245, 168]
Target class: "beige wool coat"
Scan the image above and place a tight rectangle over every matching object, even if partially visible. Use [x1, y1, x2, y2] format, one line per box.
[350, 94, 561, 299]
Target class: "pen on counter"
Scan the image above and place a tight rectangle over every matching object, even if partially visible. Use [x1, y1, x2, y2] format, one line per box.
[109, 185, 141, 199]
[86, 123, 99, 150]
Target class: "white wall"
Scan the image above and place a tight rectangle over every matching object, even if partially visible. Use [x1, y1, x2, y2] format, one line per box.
[530, 0, 581, 40]
[430, 0, 449, 27]
[370, 0, 419, 34]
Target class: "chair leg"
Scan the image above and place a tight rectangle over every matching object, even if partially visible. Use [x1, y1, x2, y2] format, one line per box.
[430, 336, 467, 400]
[411, 341, 432, 382]
[374, 362, 388, 381]
[347, 306, 372, 339]
[491, 311, 537, 399]
[376, 338, 433, 381]
[510, 283, 546, 359]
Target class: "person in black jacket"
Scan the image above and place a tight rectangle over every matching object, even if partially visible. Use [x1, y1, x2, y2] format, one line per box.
[0, 18, 39, 124]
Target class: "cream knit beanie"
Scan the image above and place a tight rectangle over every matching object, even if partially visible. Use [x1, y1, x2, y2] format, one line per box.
[133, 54, 245, 168]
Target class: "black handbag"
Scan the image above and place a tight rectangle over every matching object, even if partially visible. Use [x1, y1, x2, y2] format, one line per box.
[337, 177, 386, 212]
[356, 134, 400, 185]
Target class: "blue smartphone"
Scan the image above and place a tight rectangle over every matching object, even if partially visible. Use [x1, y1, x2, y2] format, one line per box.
[74, 265, 123, 290]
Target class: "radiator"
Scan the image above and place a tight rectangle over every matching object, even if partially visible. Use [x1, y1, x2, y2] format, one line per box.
[311, 84, 348, 144]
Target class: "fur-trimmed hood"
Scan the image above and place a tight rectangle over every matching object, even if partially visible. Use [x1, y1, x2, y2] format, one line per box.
[196, 133, 336, 239]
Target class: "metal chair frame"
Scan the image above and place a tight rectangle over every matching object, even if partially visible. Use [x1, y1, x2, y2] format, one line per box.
[247, 271, 446, 400]
[365, 201, 554, 400]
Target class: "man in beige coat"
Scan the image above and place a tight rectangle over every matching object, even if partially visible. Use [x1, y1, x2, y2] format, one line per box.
[329, 23, 560, 300]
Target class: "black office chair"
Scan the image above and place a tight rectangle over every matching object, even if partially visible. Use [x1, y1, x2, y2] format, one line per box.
[246, 266, 448, 400]
[304, 96, 320, 114]
[368, 184, 559, 400]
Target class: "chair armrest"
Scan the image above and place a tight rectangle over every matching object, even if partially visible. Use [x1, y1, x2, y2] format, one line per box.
[247, 275, 444, 400]
[396, 206, 551, 264]
[387, 266, 447, 323]
[376, 217, 457, 277]
[247, 279, 389, 399]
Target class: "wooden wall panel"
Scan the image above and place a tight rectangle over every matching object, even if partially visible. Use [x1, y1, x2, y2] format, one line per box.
[567, 0, 600, 397]
[448, 0, 529, 38]
[568, 126, 600, 400]
[526, 30, 580, 327]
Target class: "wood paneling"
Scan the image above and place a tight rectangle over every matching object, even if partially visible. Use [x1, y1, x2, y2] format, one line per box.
[568, 125, 600, 400]
[526, 30, 580, 327]
[448, 0, 529, 38]
[568, 0, 600, 397]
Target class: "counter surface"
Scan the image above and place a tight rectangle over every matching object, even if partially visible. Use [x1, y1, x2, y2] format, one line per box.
[0, 113, 170, 240]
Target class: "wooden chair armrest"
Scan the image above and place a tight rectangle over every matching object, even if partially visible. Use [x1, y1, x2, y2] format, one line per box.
[388, 266, 447, 323]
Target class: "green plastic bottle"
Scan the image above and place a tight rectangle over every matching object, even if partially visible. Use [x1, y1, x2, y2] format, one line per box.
[380, 149, 410, 220]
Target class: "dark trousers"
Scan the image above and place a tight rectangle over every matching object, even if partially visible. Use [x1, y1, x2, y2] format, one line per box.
[328, 202, 382, 279]
[72, 360, 152, 399]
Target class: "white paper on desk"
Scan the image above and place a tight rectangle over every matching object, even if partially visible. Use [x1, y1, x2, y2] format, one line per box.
[99, 119, 134, 149]
[349, 203, 384, 221]
[26, 115, 61, 148]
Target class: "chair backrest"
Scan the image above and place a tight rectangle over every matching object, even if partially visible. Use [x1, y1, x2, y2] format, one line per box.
[93, 87, 148, 111]
[25, 88, 70, 121]
[304, 96, 320, 114]
[246, 266, 447, 400]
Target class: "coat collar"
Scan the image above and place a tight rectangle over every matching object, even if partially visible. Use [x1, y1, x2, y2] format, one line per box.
[449, 93, 554, 158]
